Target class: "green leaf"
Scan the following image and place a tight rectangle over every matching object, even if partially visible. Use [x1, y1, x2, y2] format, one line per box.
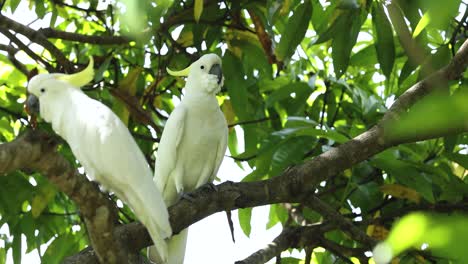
[238, 208, 252, 237]
[413, 11, 431, 38]
[350, 45, 377, 67]
[223, 51, 250, 121]
[371, 2, 395, 78]
[0, 247, 6, 264]
[34, 0, 47, 19]
[9, 0, 21, 13]
[94, 56, 112, 82]
[375, 213, 468, 263]
[265, 82, 312, 108]
[398, 58, 418, 87]
[42, 233, 81, 264]
[31, 183, 57, 218]
[194, 0, 203, 22]
[332, 10, 363, 78]
[276, 0, 312, 60]
[384, 91, 468, 145]
[445, 152, 468, 170]
[372, 152, 435, 203]
[50, 7, 58, 27]
[12, 233, 21, 264]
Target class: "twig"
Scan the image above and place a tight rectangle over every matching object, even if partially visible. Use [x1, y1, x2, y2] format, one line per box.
[38, 28, 131, 45]
[228, 117, 272, 128]
[305, 195, 377, 247]
[0, 14, 71, 71]
[0, 28, 54, 71]
[247, 9, 277, 64]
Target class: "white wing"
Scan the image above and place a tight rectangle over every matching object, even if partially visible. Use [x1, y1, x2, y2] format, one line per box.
[211, 124, 228, 182]
[154, 105, 187, 199]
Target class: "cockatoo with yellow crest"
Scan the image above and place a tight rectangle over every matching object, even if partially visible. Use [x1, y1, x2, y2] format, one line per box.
[25, 58, 172, 262]
[149, 53, 228, 264]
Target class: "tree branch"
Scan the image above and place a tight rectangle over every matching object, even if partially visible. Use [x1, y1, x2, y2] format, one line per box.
[247, 9, 277, 64]
[0, 28, 54, 71]
[37, 28, 131, 45]
[0, 14, 71, 71]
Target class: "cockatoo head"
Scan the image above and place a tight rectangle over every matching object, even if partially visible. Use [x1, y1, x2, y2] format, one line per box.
[25, 58, 94, 116]
[167, 53, 223, 94]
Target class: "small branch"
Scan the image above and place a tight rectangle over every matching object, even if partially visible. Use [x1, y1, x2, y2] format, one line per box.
[0, 43, 17, 54]
[450, 6, 468, 56]
[306, 195, 376, 247]
[0, 14, 71, 71]
[50, 0, 106, 15]
[247, 9, 277, 64]
[37, 28, 131, 45]
[0, 28, 54, 71]
[228, 117, 272, 128]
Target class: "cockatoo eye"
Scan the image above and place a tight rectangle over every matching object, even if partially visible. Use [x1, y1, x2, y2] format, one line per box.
[40, 88, 46, 93]
[200, 65, 205, 70]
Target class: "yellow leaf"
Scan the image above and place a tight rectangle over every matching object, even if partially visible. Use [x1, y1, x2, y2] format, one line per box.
[194, 0, 203, 23]
[32, 183, 57, 218]
[343, 168, 352, 178]
[413, 11, 431, 38]
[380, 184, 421, 204]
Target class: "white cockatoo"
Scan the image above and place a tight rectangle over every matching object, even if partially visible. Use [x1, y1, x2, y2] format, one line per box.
[25, 58, 172, 262]
[149, 53, 228, 264]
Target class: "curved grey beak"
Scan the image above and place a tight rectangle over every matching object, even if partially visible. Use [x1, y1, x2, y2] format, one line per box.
[26, 94, 40, 115]
[209, 64, 223, 84]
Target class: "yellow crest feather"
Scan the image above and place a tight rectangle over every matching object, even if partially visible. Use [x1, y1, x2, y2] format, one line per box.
[58, 57, 94, 87]
[166, 65, 191, 77]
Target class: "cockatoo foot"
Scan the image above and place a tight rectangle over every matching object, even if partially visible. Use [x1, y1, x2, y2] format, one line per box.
[200, 182, 218, 192]
[179, 192, 196, 203]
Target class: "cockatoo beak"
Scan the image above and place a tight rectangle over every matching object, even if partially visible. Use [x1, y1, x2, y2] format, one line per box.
[209, 64, 223, 84]
[25, 94, 39, 129]
[25, 94, 40, 114]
